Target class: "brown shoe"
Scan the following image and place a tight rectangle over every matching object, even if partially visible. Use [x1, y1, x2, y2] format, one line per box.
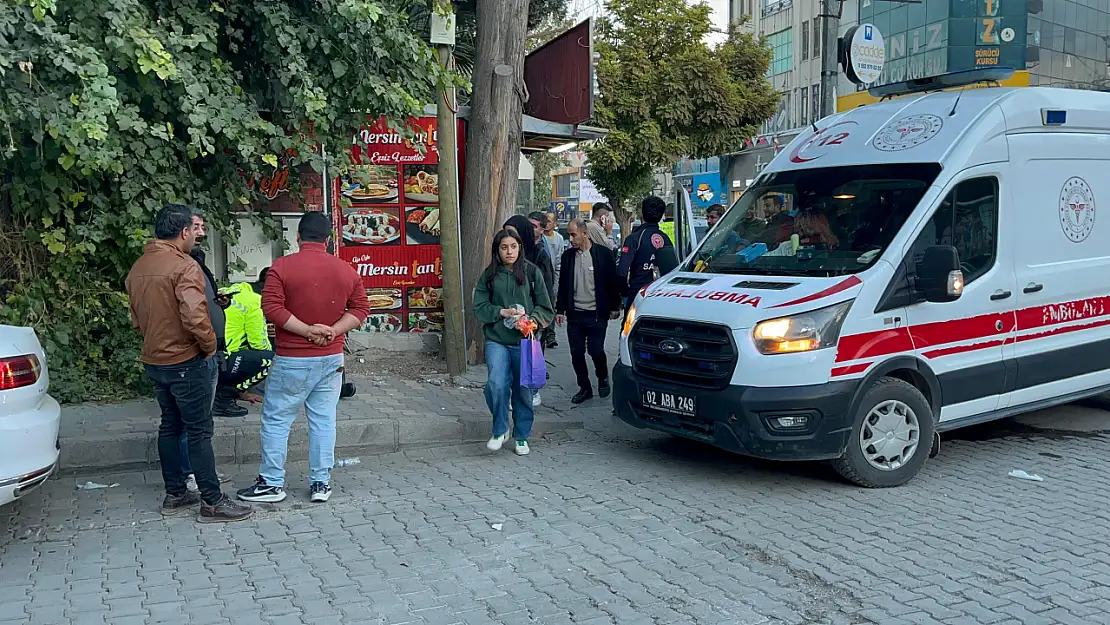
[198, 495, 253, 523]
[161, 491, 202, 516]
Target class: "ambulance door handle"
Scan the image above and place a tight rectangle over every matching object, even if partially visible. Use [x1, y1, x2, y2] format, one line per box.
[1023, 283, 1043, 294]
[990, 290, 1011, 301]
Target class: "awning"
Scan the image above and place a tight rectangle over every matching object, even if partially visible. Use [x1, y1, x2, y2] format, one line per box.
[422, 105, 608, 152]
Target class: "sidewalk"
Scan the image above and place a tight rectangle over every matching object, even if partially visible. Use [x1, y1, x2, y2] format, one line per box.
[58, 325, 623, 472]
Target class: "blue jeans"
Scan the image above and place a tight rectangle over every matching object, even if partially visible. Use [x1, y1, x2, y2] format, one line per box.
[258, 354, 344, 487]
[145, 356, 221, 503]
[484, 341, 534, 440]
[179, 354, 219, 475]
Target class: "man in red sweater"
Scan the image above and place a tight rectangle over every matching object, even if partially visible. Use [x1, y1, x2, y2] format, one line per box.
[237, 211, 370, 504]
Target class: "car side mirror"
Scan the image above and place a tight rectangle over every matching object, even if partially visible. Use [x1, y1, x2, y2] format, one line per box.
[916, 245, 964, 303]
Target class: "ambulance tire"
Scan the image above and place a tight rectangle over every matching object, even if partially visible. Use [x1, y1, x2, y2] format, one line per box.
[832, 377, 935, 488]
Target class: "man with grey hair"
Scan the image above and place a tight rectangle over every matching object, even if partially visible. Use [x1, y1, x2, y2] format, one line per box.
[555, 218, 622, 404]
[126, 204, 252, 522]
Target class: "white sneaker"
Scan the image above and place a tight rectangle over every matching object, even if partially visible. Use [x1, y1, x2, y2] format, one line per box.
[486, 434, 508, 451]
[515, 440, 530, 456]
[532, 391, 542, 407]
[185, 474, 199, 493]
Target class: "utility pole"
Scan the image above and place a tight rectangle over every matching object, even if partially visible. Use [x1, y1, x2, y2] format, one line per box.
[432, 4, 467, 376]
[818, 0, 841, 118]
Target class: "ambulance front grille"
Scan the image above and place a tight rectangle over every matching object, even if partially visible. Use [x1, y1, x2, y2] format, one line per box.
[629, 319, 737, 389]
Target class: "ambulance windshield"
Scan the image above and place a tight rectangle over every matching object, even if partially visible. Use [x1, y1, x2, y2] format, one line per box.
[691, 163, 942, 277]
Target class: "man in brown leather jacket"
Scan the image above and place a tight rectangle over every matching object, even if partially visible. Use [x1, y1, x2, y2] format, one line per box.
[125, 204, 252, 523]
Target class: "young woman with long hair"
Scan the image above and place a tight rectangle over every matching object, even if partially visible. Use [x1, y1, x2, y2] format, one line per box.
[503, 214, 556, 407]
[472, 229, 554, 456]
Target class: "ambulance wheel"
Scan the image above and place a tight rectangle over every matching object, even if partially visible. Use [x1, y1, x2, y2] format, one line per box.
[832, 377, 934, 488]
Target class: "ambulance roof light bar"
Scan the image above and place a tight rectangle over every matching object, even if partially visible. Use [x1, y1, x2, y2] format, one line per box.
[869, 67, 1016, 100]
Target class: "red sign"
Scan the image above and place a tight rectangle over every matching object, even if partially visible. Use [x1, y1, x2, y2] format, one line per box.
[336, 115, 462, 334]
[339, 245, 442, 289]
[349, 117, 439, 166]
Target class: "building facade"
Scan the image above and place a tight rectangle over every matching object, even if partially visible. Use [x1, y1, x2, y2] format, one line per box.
[837, 0, 1110, 110]
[722, 0, 828, 201]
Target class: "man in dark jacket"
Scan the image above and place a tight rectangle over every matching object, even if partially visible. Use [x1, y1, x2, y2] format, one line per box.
[556, 218, 622, 404]
[617, 195, 679, 317]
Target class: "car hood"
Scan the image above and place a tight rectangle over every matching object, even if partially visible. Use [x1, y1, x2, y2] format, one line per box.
[635, 273, 863, 330]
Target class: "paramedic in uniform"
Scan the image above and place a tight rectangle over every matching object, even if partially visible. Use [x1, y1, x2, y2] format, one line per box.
[617, 195, 679, 319]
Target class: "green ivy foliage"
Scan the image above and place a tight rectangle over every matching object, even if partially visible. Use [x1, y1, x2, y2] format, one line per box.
[0, 0, 455, 402]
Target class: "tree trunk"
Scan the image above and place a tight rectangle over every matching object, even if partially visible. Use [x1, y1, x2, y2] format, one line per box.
[460, 0, 530, 365]
[612, 197, 632, 247]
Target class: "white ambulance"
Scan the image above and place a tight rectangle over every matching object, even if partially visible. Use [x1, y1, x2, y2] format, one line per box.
[613, 71, 1110, 487]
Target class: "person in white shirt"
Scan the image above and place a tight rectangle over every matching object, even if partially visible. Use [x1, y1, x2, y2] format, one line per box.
[535, 211, 568, 349]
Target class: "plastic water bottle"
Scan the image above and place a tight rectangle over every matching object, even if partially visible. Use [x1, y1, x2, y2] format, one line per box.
[336, 458, 361, 467]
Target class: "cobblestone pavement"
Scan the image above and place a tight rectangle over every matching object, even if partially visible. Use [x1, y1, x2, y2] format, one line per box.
[3, 403, 1110, 625]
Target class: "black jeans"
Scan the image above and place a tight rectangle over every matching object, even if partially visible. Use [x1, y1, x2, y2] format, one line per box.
[217, 349, 273, 397]
[145, 356, 222, 504]
[567, 310, 609, 391]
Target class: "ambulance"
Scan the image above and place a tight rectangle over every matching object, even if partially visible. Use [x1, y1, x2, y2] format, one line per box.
[613, 69, 1110, 487]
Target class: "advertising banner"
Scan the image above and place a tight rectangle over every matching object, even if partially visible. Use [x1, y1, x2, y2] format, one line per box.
[336, 116, 460, 334]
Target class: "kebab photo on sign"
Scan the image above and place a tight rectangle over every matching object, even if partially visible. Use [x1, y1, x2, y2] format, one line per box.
[341, 165, 399, 204]
[406, 206, 440, 244]
[365, 288, 403, 311]
[342, 207, 401, 246]
[403, 164, 439, 203]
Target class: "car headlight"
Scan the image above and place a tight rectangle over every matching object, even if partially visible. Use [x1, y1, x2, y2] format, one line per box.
[621, 303, 637, 337]
[752, 300, 853, 355]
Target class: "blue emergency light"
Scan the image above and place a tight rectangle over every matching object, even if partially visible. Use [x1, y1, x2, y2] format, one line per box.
[1042, 109, 1067, 126]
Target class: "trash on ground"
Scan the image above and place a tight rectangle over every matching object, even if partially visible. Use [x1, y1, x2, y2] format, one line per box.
[76, 481, 119, 490]
[491, 523, 503, 531]
[336, 458, 361, 467]
[1008, 469, 1044, 482]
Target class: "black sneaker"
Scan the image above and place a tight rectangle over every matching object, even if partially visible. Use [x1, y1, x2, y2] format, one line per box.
[309, 482, 332, 503]
[571, 388, 594, 404]
[213, 398, 248, 417]
[161, 491, 201, 516]
[198, 495, 253, 523]
[236, 477, 287, 503]
[598, 379, 611, 399]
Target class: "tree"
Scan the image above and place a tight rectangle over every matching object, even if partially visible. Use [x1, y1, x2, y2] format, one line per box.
[458, 0, 531, 364]
[585, 0, 778, 236]
[0, 0, 451, 402]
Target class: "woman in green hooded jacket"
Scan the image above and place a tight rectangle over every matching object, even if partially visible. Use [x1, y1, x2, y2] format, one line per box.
[473, 229, 555, 456]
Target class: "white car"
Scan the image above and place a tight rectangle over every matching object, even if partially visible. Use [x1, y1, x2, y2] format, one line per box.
[0, 325, 61, 506]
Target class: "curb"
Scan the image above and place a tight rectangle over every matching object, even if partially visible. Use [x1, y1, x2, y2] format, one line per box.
[58, 415, 585, 474]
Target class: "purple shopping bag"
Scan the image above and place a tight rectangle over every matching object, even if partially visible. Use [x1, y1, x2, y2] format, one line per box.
[520, 336, 547, 390]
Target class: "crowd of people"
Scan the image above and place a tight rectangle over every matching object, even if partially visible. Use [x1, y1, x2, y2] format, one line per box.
[126, 206, 369, 523]
[474, 195, 679, 454]
[123, 196, 680, 521]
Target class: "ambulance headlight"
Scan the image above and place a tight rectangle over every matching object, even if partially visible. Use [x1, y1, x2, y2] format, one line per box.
[621, 304, 637, 337]
[753, 300, 854, 355]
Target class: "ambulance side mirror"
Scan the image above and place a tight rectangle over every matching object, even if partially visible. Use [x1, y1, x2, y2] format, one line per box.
[917, 245, 964, 303]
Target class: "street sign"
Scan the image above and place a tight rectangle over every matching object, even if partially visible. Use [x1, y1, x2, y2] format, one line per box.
[843, 24, 886, 85]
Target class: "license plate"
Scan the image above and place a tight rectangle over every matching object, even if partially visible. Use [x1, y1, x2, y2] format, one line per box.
[641, 388, 697, 417]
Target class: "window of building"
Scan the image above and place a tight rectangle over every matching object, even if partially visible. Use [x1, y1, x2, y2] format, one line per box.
[812, 84, 820, 121]
[910, 177, 998, 285]
[799, 87, 808, 125]
[554, 173, 575, 199]
[813, 19, 820, 58]
[767, 29, 794, 75]
[801, 21, 810, 60]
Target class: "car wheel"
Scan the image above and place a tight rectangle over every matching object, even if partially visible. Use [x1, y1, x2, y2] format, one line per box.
[831, 377, 934, 488]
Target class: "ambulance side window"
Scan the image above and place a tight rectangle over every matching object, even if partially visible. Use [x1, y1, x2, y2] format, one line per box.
[910, 177, 998, 285]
